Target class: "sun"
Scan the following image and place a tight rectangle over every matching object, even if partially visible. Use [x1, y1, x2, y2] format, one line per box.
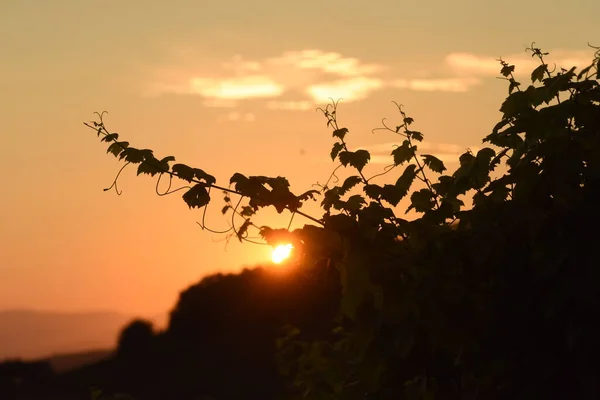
[271, 244, 293, 264]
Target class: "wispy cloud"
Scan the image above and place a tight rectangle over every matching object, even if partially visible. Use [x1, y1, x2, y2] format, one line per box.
[147, 49, 386, 107]
[307, 77, 384, 103]
[392, 77, 481, 93]
[190, 75, 283, 99]
[267, 50, 385, 77]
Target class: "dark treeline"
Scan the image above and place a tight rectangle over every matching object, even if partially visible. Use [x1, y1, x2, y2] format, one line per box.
[0, 262, 341, 399]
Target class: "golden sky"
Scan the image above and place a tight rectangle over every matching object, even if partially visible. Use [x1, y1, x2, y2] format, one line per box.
[0, 0, 598, 316]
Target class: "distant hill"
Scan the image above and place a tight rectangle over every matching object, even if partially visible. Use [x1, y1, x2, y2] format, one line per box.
[44, 349, 113, 374]
[0, 310, 138, 360]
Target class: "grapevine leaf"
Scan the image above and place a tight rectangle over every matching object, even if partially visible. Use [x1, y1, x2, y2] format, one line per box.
[345, 195, 366, 213]
[380, 184, 403, 206]
[421, 154, 446, 173]
[182, 184, 210, 209]
[333, 128, 349, 140]
[137, 156, 163, 177]
[509, 80, 521, 94]
[501, 64, 515, 77]
[531, 64, 546, 83]
[119, 148, 151, 164]
[342, 176, 362, 193]
[350, 150, 371, 172]
[172, 164, 195, 182]
[407, 130, 424, 141]
[408, 188, 436, 213]
[339, 150, 371, 172]
[107, 142, 127, 157]
[338, 151, 351, 167]
[431, 175, 454, 197]
[173, 164, 215, 185]
[298, 190, 319, 202]
[391, 140, 416, 166]
[160, 156, 176, 171]
[395, 164, 418, 199]
[101, 133, 119, 142]
[476, 147, 496, 162]
[322, 188, 343, 212]
[364, 184, 382, 200]
[194, 169, 216, 185]
[331, 142, 344, 161]
[499, 91, 531, 118]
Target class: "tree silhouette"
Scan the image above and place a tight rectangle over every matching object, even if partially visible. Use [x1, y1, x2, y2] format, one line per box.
[116, 319, 155, 360]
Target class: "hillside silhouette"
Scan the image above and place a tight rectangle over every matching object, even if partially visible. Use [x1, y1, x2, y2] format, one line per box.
[0, 262, 341, 399]
[0, 310, 137, 361]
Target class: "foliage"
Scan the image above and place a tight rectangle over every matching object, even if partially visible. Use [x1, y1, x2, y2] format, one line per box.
[85, 43, 600, 399]
[116, 319, 155, 360]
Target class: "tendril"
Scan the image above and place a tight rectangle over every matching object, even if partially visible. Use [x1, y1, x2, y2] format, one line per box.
[103, 162, 130, 195]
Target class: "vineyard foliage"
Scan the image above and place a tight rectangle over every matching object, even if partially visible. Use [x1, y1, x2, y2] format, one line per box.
[86, 44, 600, 398]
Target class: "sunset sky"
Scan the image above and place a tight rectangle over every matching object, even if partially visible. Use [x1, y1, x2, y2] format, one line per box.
[1, 0, 598, 317]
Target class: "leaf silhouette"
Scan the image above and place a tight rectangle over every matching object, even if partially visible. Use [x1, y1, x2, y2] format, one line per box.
[421, 155, 446, 173]
[408, 188, 436, 213]
[391, 140, 416, 166]
[342, 176, 362, 193]
[102, 133, 119, 142]
[333, 128, 349, 140]
[339, 150, 371, 172]
[137, 156, 163, 177]
[182, 184, 210, 209]
[531, 64, 547, 83]
[107, 142, 128, 157]
[331, 142, 344, 161]
[395, 164, 418, 199]
[501, 64, 515, 77]
[172, 164, 196, 182]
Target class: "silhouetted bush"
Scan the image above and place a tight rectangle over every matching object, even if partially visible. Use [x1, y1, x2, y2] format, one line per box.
[116, 319, 155, 360]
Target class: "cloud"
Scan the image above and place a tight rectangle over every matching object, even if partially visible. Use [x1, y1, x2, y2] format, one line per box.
[147, 49, 387, 106]
[392, 77, 481, 93]
[190, 75, 283, 99]
[307, 77, 384, 103]
[267, 50, 385, 77]
[446, 49, 593, 77]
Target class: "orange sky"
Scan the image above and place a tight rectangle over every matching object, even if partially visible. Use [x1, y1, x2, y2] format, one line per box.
[0, 0, 598, 316]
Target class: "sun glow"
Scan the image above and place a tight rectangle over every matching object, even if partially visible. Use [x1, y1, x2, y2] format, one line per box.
[271, 244, 293, 264]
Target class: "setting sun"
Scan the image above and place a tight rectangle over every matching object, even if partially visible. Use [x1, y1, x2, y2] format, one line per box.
[271, 244, 293, 264]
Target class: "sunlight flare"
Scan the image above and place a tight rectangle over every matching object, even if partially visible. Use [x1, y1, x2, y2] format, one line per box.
[271, 244, 293, 264]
